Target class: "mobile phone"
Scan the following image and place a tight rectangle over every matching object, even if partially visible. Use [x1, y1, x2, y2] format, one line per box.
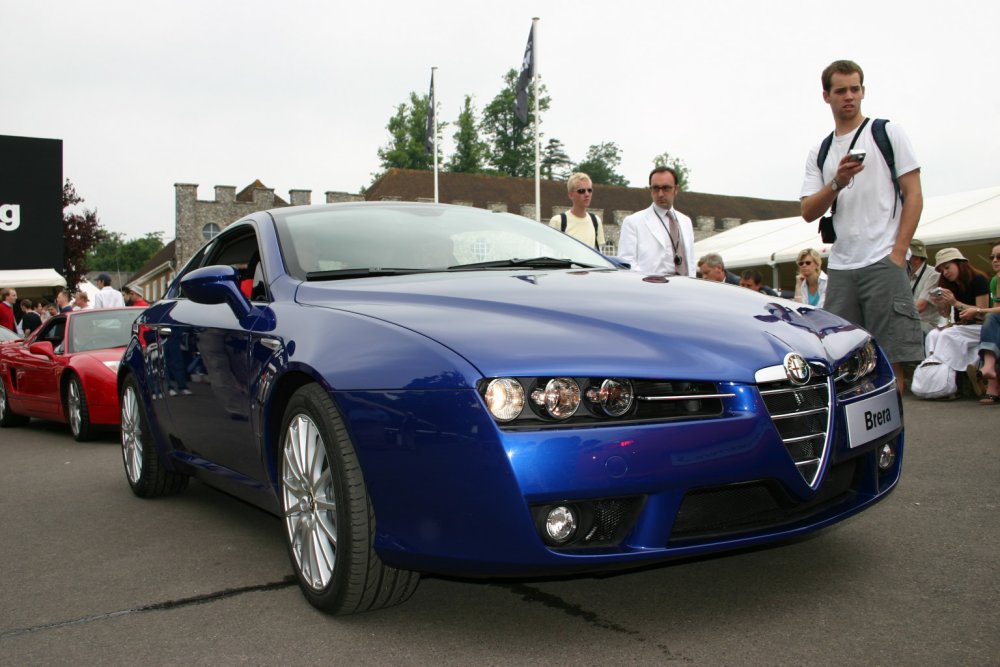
[848, 149, 866, 162]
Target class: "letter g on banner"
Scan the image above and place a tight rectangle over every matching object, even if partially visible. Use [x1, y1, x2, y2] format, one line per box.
[0, 204, 21, 231]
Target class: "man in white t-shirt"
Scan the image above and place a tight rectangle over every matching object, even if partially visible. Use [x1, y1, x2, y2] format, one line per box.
[800, 60, 924, 392]
[549, 172, 605, 250]
[93, 273, 125, 309]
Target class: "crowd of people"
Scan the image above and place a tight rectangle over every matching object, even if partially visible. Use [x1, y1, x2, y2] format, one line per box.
[0, 274, 149, 339]
[551, 59, 996, 405]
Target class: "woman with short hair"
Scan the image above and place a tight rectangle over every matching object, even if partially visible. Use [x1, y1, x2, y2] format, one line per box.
[793, 248, 827, 307]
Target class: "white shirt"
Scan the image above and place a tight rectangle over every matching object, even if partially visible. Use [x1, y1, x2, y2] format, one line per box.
[93, 286, 125, 309]
[800, 120, 920, 270]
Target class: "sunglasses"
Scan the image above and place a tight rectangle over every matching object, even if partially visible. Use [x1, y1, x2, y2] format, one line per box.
[991, 253, 1000, 260]
[575, 188, 593, 194]
[798, 260, 814, 266]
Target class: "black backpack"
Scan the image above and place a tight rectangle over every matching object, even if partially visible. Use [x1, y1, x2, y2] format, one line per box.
[817, 118, 902, 215]
[560, 212, 600, 249]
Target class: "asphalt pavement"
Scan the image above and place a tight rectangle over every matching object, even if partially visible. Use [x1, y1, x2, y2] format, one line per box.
[0, 395, 997, 666]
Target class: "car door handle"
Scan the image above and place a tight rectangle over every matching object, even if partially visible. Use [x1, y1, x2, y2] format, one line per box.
[158, 326, 172, 337]
[261, 337, 282, 351]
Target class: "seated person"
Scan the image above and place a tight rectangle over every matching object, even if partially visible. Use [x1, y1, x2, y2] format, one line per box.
[959, 240, 1000, 404]
[738, 269, 778, 296]
[924, 248, 990, 394]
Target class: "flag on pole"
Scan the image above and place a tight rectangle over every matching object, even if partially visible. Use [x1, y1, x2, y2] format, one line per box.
[425, 71, 435, 154]
[513, 24, 534, 124]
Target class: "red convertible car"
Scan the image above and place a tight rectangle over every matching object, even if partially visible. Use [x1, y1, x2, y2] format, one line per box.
[0, 307, 143, 440]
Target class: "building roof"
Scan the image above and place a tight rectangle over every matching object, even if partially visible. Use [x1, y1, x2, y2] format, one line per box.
[365, 168, 801, 223]
[128, 239, 176, 284]
[237, 179, 288, 206]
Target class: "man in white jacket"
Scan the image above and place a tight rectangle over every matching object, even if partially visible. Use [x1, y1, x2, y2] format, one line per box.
[617, 166, 695, 277]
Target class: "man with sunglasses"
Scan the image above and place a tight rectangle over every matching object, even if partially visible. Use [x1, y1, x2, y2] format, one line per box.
[799, 60, 924, 392]
[549, 172, 605, 250]
[617, 166, 695, 276]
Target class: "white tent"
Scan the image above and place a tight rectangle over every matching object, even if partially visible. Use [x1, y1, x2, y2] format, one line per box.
[695, 186, 1000, 270]
[0, 268, 66, 289]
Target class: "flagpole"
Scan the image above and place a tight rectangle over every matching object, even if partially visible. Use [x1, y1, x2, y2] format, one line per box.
[432, 66, 439, 203]
[531, 17, 540, 222]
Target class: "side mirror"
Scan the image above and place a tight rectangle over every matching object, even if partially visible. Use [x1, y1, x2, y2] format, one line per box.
[29, 341, 56, 359]
[180, 265, 252, 320]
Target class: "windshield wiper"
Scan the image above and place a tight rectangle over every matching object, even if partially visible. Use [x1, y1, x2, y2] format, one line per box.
[305, 268, 437, 281]
[447, 257, 599, 270]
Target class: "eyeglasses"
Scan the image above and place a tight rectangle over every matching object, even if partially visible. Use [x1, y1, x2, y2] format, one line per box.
[991, 253, 1000, 260]
[797, 260, 814, 266]
[650, 185, 674, 193]
[575, 188, 593, 194]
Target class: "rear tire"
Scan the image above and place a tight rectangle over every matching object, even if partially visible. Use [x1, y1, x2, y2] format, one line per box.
[0, 377, 28, 427]
[280, 384, 418, 614]
[120, 375, 188, 497]
[66, 375, 94, 442]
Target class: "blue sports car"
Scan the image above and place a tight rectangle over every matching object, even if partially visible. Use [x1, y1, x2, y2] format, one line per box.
[118, 202, 903, 614]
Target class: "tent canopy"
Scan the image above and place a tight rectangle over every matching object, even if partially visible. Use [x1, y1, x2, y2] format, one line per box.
[0, 268, 67, 289]
[694, 186, 1000, 269]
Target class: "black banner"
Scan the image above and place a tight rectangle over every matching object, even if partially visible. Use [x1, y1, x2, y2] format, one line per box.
[0, 135, 63, 270]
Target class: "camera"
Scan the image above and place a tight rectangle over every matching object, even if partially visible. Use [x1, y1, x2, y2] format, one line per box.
[848, 149, 866, 162]
[929, 287, 944, 297]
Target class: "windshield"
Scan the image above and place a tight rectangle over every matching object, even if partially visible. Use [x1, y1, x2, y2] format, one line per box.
[273, 203, 616, 280]
[68, 309, 141, 353]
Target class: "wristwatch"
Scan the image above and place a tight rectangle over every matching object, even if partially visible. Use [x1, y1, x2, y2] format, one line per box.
[830, 178, 842, 192]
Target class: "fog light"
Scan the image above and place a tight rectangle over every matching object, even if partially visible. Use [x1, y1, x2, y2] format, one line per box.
[545, 505, 578, 543]
[877, 441, 896, 471]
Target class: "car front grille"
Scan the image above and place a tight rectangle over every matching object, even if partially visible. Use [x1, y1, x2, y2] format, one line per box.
[669, 458, 860, 544]
[758, 373, 832, 487]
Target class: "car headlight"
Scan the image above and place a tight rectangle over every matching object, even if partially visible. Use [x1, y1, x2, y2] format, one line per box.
[838, 340, 877, 383]
[586, 378, 634, 417]
[484, 378, 524, 422]
[531, 377, 581, 419]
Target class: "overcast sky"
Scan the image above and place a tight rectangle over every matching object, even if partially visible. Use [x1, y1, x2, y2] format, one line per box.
[5, 0, 999, 242]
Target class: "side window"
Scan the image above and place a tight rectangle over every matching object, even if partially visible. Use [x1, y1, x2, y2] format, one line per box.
[35, 318, 66, 353]
[203, 228, 268, 303]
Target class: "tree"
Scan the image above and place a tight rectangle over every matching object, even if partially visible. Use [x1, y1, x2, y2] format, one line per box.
[575, 142, 629, 187]
[480, 69, 551, 178]
[446, 95, 488, 174]
[375, 91, 444, 178]
[652, 151, 692, 191]
[88, 231, 165, 273]
[541, 138, 572, 180]
[62, 180, 104, 290]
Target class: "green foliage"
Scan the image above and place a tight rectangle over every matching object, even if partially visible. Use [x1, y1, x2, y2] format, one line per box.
[652, 152, 692, 191]
[88, 231, 165, 273]
[480, 69, 551, 178]
[541, 139, 572, 180]
[446, 95, 488, 174]
[575, 142, 629, 187]
[375, 91, 445, 179]
[62, 180, 104, 289]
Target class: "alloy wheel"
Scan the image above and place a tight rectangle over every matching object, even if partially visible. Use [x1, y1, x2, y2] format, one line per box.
[121, 384, 144, 484]
[282, 413, 338, 592]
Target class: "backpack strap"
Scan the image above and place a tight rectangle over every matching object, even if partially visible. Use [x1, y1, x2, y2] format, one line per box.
[818, 118, 901, 216]
[872, 118, 902, 216]
[560, 212, 567, 232]
[588, 212, 599, 249]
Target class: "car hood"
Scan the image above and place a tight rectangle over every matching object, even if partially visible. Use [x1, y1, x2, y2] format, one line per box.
[295, 270, 868, 383]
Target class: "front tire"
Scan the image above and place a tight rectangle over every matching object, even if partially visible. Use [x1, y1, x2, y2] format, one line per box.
[66, 375, 94, 442]
[280, 384, 418, 614]
[120, 375, 188, 497]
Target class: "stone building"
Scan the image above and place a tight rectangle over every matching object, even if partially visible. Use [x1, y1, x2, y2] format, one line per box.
[128, 173, 799, 302]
